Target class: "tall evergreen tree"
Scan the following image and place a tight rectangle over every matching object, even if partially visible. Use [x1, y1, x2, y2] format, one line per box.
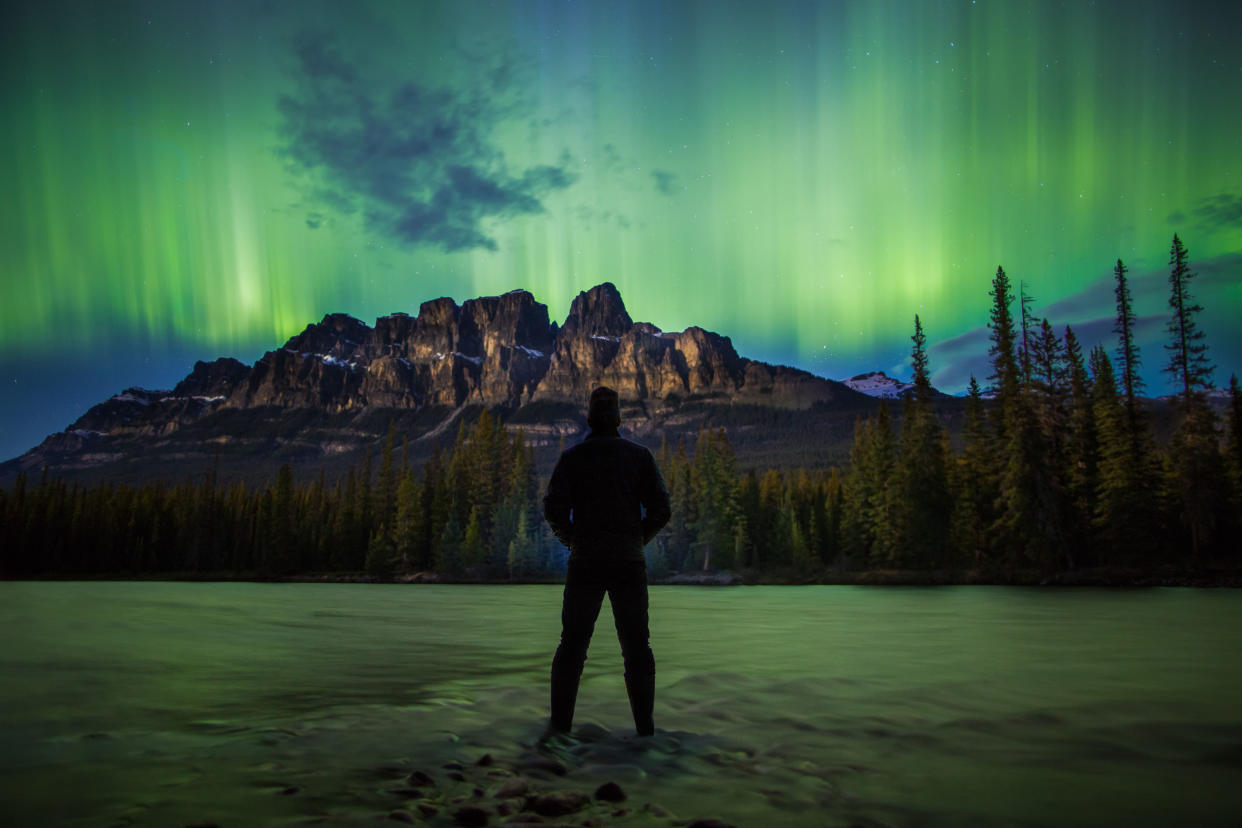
[1062, 326, 1099, 559]
[949, 376, 994, 567]
[1112, 258, 1144, 427]
[987, 266, 1021, 408]
[1018, 282, 1037, 389]
[1163, 234, 1215, 410]
[889, 316, 951, 567]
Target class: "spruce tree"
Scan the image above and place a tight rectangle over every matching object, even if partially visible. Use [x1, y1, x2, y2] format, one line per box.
[987, 266, 1021, 413]
[949, 376, 993, 567]
[1163, 234, 1215, 410]
[1063, 326, 1099, 559]
[1112, 258, 1144, 427]
[889, 315, 950, 567]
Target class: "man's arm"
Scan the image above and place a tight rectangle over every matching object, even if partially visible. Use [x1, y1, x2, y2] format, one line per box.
[543, 453, 575, 549]
[639, 450, 672, 546]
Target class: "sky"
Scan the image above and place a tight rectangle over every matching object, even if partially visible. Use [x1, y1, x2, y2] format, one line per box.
[2, 0, 1240, 461]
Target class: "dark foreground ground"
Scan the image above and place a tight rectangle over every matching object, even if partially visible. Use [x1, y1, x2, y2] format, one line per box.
[8, 565, 1241, 587]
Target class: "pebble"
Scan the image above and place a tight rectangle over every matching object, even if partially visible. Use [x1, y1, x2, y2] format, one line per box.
[407, 770, 436, 787]
[495, 777, 530, 798]
[528, 791, 590, 817]
[593, 781, 625, 802]
[453, 805, 490, 827]
[687, 820, 737, 828]
[444, 761, 465, 771]
[387, 811, 414, 824]
[520, 756, 567, 776]
[643, 803, 674, 818]
[416, 803, 438, 818]
[280, 786, 299, 795]
[448, 771, 467, 782]
[476, 753, 495, 766]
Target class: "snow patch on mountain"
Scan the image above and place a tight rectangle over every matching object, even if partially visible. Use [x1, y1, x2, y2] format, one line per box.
[844, 371, 914, 399]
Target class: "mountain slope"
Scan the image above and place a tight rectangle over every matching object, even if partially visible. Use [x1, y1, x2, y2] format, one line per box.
[3, 283, 897, 484]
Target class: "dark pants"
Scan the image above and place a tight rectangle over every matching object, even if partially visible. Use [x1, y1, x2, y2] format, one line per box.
[551, 556, 655, 679]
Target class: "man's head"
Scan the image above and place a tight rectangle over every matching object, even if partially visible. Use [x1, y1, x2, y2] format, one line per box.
[587, 386, 621, 432]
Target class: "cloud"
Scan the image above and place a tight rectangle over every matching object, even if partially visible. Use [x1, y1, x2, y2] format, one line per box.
[1190, 192, 1242, 230]
[277, 33, 575, 252]
[651, 169, 678, 195]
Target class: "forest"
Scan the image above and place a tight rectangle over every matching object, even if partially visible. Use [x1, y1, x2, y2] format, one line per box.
[2, 235, 1240, 581]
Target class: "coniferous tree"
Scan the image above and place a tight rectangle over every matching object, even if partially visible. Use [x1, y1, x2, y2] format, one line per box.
[1062, 326, 1100, 558]
[889, 315, 951, 567]
[1112, 258, 1144, 428]
[949, 376, 994, 567]
[1018, 282, 1037, 389]
[393, 468, 421, 572]
[987, 266, 1021, 414]
[1163, 234, 1215, 410]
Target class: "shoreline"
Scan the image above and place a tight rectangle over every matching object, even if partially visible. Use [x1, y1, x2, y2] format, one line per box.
[4, 566, 1241, 587]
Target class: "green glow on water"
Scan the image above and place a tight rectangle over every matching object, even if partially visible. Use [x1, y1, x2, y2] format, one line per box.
[1, 582, 1239, 826]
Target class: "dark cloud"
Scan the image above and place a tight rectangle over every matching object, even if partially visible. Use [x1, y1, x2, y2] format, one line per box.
[277, 33, 575, 252]
[652, 169, 678, 195]
[1191, 192, 1242, 230]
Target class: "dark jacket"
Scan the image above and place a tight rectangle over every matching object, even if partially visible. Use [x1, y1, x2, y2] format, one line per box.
[543, 429, 672, 561]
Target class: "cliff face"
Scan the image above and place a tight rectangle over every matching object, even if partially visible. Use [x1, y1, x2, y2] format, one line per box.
[5, 283, 871, 480]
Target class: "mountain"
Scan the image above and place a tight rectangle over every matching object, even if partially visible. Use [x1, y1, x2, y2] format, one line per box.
[2, 283, 928, 484]
[844, 371, 915, 399]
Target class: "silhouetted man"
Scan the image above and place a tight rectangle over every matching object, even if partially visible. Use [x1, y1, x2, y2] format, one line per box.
[543, 386, 671, 738]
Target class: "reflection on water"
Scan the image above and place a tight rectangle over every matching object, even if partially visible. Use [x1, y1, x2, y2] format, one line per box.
[1, 582, 1240, 826]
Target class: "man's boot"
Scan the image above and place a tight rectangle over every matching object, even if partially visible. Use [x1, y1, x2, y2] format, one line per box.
[547, 665, 582, 736]
[624, 671, 655, 736]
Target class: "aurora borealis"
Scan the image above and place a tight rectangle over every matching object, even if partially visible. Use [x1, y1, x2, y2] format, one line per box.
[2, 0, 1241, 460]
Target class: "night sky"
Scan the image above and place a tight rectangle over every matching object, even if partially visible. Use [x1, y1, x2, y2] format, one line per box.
[3, 0, 1240, 461]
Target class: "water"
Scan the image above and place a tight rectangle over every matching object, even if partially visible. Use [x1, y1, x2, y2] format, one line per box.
[2, 583, 1239, 827]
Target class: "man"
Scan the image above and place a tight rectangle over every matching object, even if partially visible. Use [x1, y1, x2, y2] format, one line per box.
[542, 386, 671, 738]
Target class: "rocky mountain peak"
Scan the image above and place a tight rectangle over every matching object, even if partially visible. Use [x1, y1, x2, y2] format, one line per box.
[172, 358, 250, 398]
[561, 282, 632, 339]
[284, 313, 371, 359]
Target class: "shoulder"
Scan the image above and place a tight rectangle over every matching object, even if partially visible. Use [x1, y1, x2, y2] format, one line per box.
[619, 437, 656, 461]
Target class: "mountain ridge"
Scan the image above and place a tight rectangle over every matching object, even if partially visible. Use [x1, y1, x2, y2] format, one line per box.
[2, 283, 927, 483]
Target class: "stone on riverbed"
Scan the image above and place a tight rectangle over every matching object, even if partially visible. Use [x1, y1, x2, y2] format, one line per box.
[527, 790, 590, 816]
[593, 781, 626, 802]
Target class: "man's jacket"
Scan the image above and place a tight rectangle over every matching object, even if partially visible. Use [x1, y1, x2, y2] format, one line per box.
[543, 429, 672, 561]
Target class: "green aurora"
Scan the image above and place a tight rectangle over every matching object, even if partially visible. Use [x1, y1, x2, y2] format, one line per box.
[2, 0, 1240, 458]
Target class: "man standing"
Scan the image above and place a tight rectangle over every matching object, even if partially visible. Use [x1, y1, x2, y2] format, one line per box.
[543, 386, 671, 738]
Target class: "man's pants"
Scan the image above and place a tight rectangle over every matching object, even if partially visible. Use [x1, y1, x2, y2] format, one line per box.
[548, 555, 655, 734]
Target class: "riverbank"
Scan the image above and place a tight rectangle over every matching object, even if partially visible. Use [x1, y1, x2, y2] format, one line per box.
[6, 565, 1241, 586]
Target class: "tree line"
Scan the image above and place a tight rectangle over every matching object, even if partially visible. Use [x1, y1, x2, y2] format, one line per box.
[2, 234, 1239, 579]
[837, 234, 1241, 571]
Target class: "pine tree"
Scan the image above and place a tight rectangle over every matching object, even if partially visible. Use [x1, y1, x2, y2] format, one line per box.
[1163, 234, 1215, 410]
[987, 266, 1021, 412]
[376, 421, 398, 537]
[949, 376, 993, 567]
[393, 468, 421, 572]
[460, 505, 487, 578]
[889, 315, 951, 567]
[1018, 282, 1037, 390]
[1062, 326, 1100, 559]
[1112, 258, 1144, 428]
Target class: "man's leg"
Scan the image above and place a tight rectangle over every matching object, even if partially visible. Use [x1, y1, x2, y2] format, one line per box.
[548, 557, 606, 734]
[608, 559, 655, 736]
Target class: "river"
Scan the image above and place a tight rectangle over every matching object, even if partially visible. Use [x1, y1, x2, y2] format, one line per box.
[1, 582, 1239, 826]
